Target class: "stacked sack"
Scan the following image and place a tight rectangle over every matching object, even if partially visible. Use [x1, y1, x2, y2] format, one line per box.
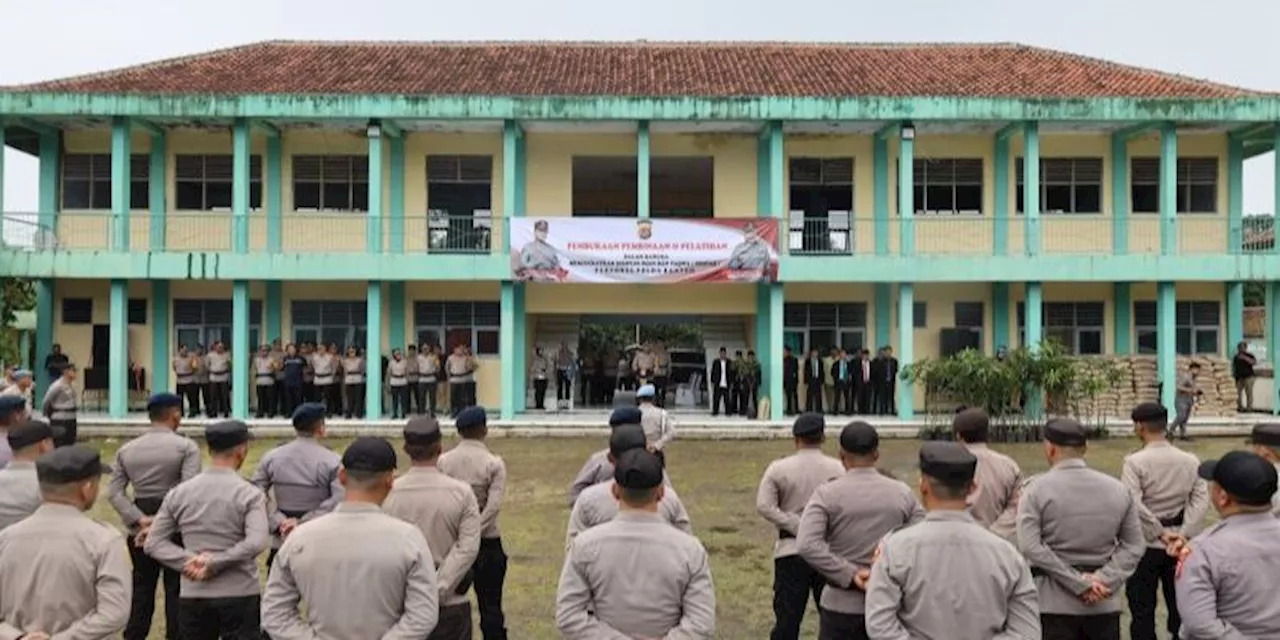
[1079, 355, 1237, 417]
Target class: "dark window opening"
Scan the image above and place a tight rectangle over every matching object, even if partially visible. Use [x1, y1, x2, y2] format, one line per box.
[293, 155, 369, 212]
[573, 156, 637, 217]
[427, 155, 494, 252]
[651, 157, 714, 218]
[61, 154, 150, 210]
[909, 158, 984, 215]
[789, 158, 854, 253]
[175, 155, 263, 211]
[1016, 158, 1103, 214]
[1130, 157, 1218, 214]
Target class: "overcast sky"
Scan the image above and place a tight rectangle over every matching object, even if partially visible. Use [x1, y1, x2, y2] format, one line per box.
[2, 0, 1277, 213]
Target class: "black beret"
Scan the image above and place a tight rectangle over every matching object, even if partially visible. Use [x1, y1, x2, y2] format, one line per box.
[1246, 423, 1280, 448]
[205, 420, 251, 452]
[1044, 418, 1088, 447]
[403, 416, 443, 447]
[1199, 450, 1279, 506]
[36, 444, 103, 484]
[146, 392, 184, 411]
[342, 436, 398, 473]
[291, 403, 327, 430]
[609, 407, 643, 428]
[919, 441, 978, 486]
[614, 448, 664, 490]
[792, 412, 825, 438]
[952, 408, 989, 436]
[0, 396, 25, 418]
[456, 406, 488, 431]
[839, 421, 879, 455]
[609, 424, 648, 458]
[1130, 402, 1168, 424]
[7, 420, 53, 450]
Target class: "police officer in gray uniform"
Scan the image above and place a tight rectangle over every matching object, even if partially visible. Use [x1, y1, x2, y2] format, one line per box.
[567, 407, 658, 506]
[0, 445, 130, 639]
[144, 421, 269, 639]
[261, 437, 440, 640]
[251, 402, 343, 570]
[0, 395, 29, 469]
[1173, 450, 1280, 639]
[796, 421, 925, 640]
[756, 412, 844, 640]
[109, 392, 202, 640]
[0, 421, 54, 531]
[1016, 418, 1144, 640]
[865, 442, 1040, 639]
[1244, 422, 1280, 516]
[40, 363, 78, 447]
[556, 448, 716, 639]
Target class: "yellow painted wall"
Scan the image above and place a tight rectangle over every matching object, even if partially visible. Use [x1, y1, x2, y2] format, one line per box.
[525, 283, 757, 315]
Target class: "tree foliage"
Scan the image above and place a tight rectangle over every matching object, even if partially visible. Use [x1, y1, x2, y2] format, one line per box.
[0, 278, 35, 368]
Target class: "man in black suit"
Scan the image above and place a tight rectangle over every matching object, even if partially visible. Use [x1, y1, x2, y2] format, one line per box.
[871, 346, 900, 415]
[802, 348, 823, 414]
[781, 346, 799, 416]
[709, 347, 735, 416]
[831, 349, 854, 415]
[854, 348, 873, 415]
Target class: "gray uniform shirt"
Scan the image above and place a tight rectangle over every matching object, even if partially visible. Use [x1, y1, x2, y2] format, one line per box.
[388, 359, 409, 387]
[145, 467, 270, 598]
[756, 448, 844, 558]
[1120, 440, 1209, 548]
[727, 239, 771, 270]
[341, 357, 364, 385]
[0, 434, 10, 470]
[250, 437, 343, 549]
[568, 449, 672, 507]
[312, 353, 336, 386]
[1016, 459, 1144, 615]
[108, 426, 203, 529]
[405, 355, 419, 384]
[41, 378, 77, 419]
[521, 240, 561, 271]
[261, 502, 439, 640]
[965, 442, 1023, 539]
[1274, 463, 1280, 517]
[174, 355, 195, 385]
[530, 355, 551, 380]
[0, 462, 41, 532]
[447, 354, 475, 384]
[864, 510, 1041, 640]
[416, 354, 438, 382]
[255, 355, 276, 386]
[556, 511, 715, 639]
[639, 404, 677, 451]
[796, 467, 926, 614]
[438, 440, 507, 539]
[206, 351, 231, 383]
[568, 480, 691, 549]
[1176, 512, 1280, 639]
[383, 467, 482, 607]
[0, 503, 131, 640]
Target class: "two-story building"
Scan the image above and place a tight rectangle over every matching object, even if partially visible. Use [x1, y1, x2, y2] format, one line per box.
[3, 40, 1280, 422]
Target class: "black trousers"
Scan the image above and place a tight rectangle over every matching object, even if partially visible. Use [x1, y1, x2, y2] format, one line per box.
[873, 383, 895, 415]
[783, 383, 799, 415]
[209, 381, 230, 417]
[255, 385, 275, 418]
[344, 383, 363, 418]
[450, 382, 467, 416]
[324, 383, 342, 416]
[179, 382, 201, 416]
[50, 418, 77, 447]
[711, 386, 731, 416]
[125, 531, 180, 640]
[283, 386, 304, 418]
[428, 602, 473, 640]
[533, 379, 548, 409]
[473, 537, 509, 639]
[805, 383, 823, 413]
[739, 385, 758, 418]
[1040, 613, 1121, 640]
[835, 382, 854, 415]
[1125, 547, 1181, 640]
[422, 381, 438, 415]
[178, 595, 260, 640]
[653, 375, 668, 407]
[771, 555, 824, 640]
[818, 610, 868, 640]
[198, 382, 212, 415]
[412, 382, 425, 414]
[556, 370, 572, 401]
[855, 383, 871, 415]
[390, 386, 410, 418]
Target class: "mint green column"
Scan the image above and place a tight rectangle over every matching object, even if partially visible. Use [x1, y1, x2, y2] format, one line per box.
[1227, 282, 1244, 350]
[1025, 282, 1044, 417]
[1159, 123, 1178, 255]
[1114, 283, 1132, 354]
[873, 125, 892, 255]
[366, 282, 383, 418]
[1157, 282, 1177, 409]
[0, 119, 5, 238]
[513, 284, 527, 412]
[34, 131, 58, 401]
[898, 126, 915, 255]
[230, 281, 250, 419]
[763, 121, 785, 420]
[152, 280, 170, 393]
[367, 122, 384, 254]
[149, 132, 167, 251]
[266, 134, 282, 252]
[265, 282, 282, 342]
[637, 121, 650, 218]
[1023, 122, 1041, 256]
[500, 120, 527, 418]
[499, 283, 517, 418]
[992, 282, 1010, 351]
[389, 134, 405, 253]
[111, 117, 131, 251]
[897, 284, 914, 419]
[1270, 283, 1280, 415]
[1110, 133, 1130, 254]
[232, 119, 251, 254]
[107, 281, 128, 417]
[874, 284, 892, 350]
[389, 283, 405, 350]
[992, 129, 1011, 256]
[1227, 137, 1243, 253]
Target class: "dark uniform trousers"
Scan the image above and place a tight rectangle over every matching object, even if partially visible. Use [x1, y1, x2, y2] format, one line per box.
[265, 509, 307, 571]
[428, 602, 473, 640]
[1125, 546, 1182, 640]
[473, 537, 509, 639]
[209, 381, 231, 417]
[450, 382, 467, 416]
[282, 385, 304, 418]
[771, 552, 825, 640]
[255, 384, 276, 419]
[556, 370, 572, 402]
[1040, 613, 1121, 640]
[179, 383, 201, 417]
[533, 379, 548, 410]
[125, 497, 180, 640]
[818, 610, 868, 640]
[783, 382, 799, 416]
[178, 595, 260, 640]
[49, 418, 78, 448]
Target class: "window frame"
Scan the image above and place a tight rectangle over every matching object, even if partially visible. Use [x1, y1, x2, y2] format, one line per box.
[1015, 157, 1103, 215]
[61, 153, 150, 211]
[1016, 301, 1105, 355]
[783, 303, 868, 353]
[412, 301, 502, 356]
[291, 155, 370, 213]
[172, 299, 263, 351]
[1134, 300, 1221, 356]
[290, 300, 369, 350]
[909, 158, 985, 215]
[174, 154, 264, 212]
[1130, 157, 1219, 215]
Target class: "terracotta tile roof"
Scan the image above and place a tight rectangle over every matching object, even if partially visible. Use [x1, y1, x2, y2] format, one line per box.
[9, 41, 1260, 99]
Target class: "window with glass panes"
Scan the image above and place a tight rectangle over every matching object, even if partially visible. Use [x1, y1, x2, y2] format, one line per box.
[910, 159, 984, 214]
[175, 155, 263, 211]
[1016, 158, 1102, 214]
[427, 155, 494, 252]
[292, 155, 369, 212]
[783, 303, 867, 354]
[1130, 158, 1218, 214]
[413, 301, 501, 355]
[1134, 300, 1220, 355]
[954, 301, 985, 349]
[788, 158, 854, 253]
[173, 299, 263, 351]
[291, 301, 368, 350]
[1017, 301, 1104, 354]
[61, 154, 150, 210]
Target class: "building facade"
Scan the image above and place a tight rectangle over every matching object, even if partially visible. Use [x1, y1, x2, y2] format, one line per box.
[3, 41, 1280, 421]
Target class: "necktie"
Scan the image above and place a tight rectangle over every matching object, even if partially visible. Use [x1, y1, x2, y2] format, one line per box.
[840, 361, 846, 380]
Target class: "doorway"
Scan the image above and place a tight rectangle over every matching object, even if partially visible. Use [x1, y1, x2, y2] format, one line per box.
[576, 315, 705, 408]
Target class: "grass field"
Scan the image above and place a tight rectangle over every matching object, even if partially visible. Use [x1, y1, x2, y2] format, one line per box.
[85, 433, 1238, 639]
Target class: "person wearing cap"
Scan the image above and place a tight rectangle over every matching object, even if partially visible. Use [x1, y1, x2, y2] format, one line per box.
[40, 363, 79, 447]
[1170, 361, 1202, 441]
[556, 448, 716, 639]
[205, 341, 232, 419]
[568, 424, 691, 547]
[529, 346, 552, 411]
[250, 402, 343, 570]
[144, 420, 268, 637]
[416, 343, 440, 417]
[108, 392, 201, 640]
[439, 406, 509, 640]
[864, 442, 1040, 639]
[953, 408, 1023, 539]
[262, 436, 440, 639]
[1119, 401, 1209, 640]
[1016, 418, 1144, 639]
[0, 420, 54, 531]
[340, 344, 365, 419]
[795, 421, 924, 638]
[254, 344, 280, 419]
[756, 412, 844, 640]
[567, 407, 673, 506]
[384, 416, 482, 640]
[0, 445, 130, 638]
[637, 384, 676, 460]
[0, 369, 34, 415]
[386, 348, 410, 420]
[1168, 450, 1280, 638]
[173, 344, 200, 418]
[0, 395, 29, 468]
[404, 345, 422, 415]
[1244, 422, 1280, 516]
[517, 218, 562, 282]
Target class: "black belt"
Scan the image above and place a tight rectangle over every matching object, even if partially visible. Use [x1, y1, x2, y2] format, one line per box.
[1030, 564, 1101, 579]
[779, 531, 796, 540]
[390, 374, 406, 379]
[135, 496, 166, 516]
[280, 509, 308, 519]
[1160, 511, 1185, 527]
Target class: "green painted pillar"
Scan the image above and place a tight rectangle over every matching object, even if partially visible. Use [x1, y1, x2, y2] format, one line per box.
[265, 281, 282, 342]
[766, 122, 785, 420]
[898, 125, 915, 256]
[35, 281, 53, 399]
[873, 126, 891, 255]
[500, 119, 527, 417]
[992, 282, 1010, 352]
[35, 131, 59, 401]
[367, 122, 385, 254]
[1227, 282, 1244, 351]
[266, 134, 283, 252]
[1114, 283, 1132, 355]
[0, 118, 5, 239]
[231, 119, 251, 254]
[513, 284, 527, 412]
[1025, 282, 1044, 418]
[1270, 283, 1280, 415]
[1110, 133, 1130, 254]
[108, 280, 128, 417]
[231, 281, 250, 419]
[757, 129, 771, 217]
[1157, 281, 1177, 409]
[499, 282, 517, 418]
[389, 282, 405, 350]
[152, 280, 170, 393]
[389, 134, 405, 253]
[1275, 128, 1280, 257]
[1227, 137, 1243, 253]
[637, 121, 650, 218]
[1159, 123, 1178, 256]
[149, 132, 167, 251]
[874, 283, 892, 351]
[897, 283, 914, 419]
[1023, 122, 1041, 256]
[366, 282, 384, 418]
[111, 117, 131, 252]
[766, 121, 784, 217]
[767, 284, 784, 420]
[992, 131, 1010, 256]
